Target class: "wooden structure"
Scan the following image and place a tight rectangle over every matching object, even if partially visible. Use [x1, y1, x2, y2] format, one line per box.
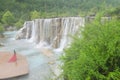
[0, 51, 29, 79]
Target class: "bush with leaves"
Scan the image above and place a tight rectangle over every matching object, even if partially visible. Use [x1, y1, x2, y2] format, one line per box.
[30, 10, 40, 20]
[0, 23, 4, 33]
[1, 11, 15, 26]
[15, 19, 24, 29]
[62, 17, 120, 80]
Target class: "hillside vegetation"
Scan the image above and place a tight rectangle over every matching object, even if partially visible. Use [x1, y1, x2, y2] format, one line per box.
[62, 12, 120, 79]
[0, 0, 120, 30]
[0, 0, 120, 79]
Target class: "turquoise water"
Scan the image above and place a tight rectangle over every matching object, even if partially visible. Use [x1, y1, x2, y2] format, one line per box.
[0, 31, 53, 80]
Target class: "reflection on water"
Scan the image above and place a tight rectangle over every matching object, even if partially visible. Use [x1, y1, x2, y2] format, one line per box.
[0, 31, 53, 80]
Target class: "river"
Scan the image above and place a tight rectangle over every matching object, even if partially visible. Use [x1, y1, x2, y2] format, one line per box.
[0, 31, 55, 80]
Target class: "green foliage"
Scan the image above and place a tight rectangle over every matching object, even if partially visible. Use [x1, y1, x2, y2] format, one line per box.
[62, 18, 120, 80]
[107, 7, 120, 18]
[112, 7, 120, 16]
[15, 19, 24, 29]
[0, 0, 120, 30]
[0, 23, 4, 33]
[1, 11, 15, 26]
[30, 10, 40, 20]
[0, 0, 120, 20]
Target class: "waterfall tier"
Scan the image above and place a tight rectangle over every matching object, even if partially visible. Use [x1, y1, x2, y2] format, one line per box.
[16, 17, 85, 50]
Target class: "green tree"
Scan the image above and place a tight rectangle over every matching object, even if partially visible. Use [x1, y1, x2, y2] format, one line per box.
[30, 10, 40, 20]
[0, 23, 4, 33]
[15, 19, 24, 29]
[62, 17, 120, 80]
[110, 7, 120, 17]
[0, 0, 120, 21]
[1, 11, 15, 26]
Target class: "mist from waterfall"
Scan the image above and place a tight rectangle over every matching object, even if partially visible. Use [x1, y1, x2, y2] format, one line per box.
[16, 17, 85, 51]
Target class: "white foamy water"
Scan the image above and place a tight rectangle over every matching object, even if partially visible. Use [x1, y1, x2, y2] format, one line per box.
[16, 17, 85, 51]
[0, 31, 53, 80]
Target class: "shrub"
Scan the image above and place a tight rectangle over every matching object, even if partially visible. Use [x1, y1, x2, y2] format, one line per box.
[30, 10, 40, 20]
[62, 18, 120, 80]
[1, 10, 15, 26]
[0, 23, 4, 33]
[15, 19, 24, 29]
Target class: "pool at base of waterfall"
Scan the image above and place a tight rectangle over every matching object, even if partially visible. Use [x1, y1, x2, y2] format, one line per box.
[0, 31, 55, 80]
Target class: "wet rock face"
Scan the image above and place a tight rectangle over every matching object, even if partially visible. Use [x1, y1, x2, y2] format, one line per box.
[15, 17, 85, 49]
[15, 21, 33, 40]
[0, 42, 4, 46]
[15, 27, 27, 39]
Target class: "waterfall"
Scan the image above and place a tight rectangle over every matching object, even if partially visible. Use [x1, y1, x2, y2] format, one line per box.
[16, 17, 85, 50]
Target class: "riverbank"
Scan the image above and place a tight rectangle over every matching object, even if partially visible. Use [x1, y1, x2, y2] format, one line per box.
[39, 48, 63, 80]
[0, 31, 55, 80]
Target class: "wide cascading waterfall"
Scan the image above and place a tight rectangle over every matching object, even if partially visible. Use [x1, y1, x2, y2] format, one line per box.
[15, 17, 85, 50]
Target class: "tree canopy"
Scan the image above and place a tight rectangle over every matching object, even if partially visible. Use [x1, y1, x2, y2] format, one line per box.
[0, 0, 119, 29]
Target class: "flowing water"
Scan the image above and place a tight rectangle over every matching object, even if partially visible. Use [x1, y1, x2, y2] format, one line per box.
[0, 17, 85, 80]
[16, 17, 85, 50]
[0, 31, 54, 80]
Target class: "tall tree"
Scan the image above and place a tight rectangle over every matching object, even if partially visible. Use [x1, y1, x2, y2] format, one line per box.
[1, 11, 15, 26]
